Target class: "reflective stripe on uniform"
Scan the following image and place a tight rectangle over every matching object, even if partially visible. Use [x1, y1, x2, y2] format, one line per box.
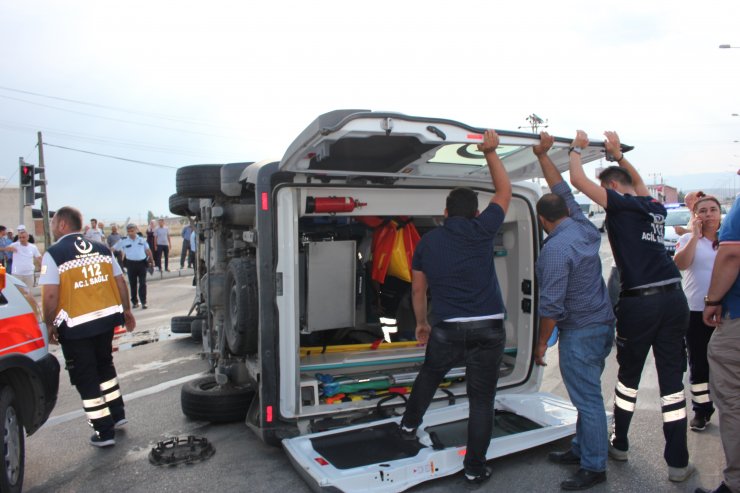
[82, 396, 111, 420]
[690, 383, 711, 404]
[55, 304, 123, 328]
[661, 391, 685, 406]
[85, 407, 111, 420]
[100, 377, 119, 391]
[661, 390, 687, 422]
[691, 383, 709, 393]
[82, 397, 106, 408]
[102, 389, 121, 402]
[662, 408, 687, 422]
[615, 381, 638, 412]
[615, 395, 635, 412]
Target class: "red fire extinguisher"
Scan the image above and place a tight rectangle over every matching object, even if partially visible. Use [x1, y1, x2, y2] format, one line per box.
[305, 196, 366, 214]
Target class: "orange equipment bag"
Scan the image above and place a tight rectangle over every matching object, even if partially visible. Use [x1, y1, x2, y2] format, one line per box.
[361, 217, 420, 284]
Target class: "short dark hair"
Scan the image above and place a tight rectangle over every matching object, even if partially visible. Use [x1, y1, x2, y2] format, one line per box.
[56, 206, 83, 231]
[0, 225, 5, 232]
[536, 193, 569, 222]
[446, 187, 479, 218]
[598, 166, 632, 187]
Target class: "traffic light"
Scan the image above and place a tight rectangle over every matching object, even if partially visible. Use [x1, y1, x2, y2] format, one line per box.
[20, 164, 35, 188]
[20, 164, 44, 206]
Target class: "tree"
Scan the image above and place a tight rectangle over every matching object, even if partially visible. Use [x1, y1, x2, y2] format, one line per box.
[147, 210, 155, 223]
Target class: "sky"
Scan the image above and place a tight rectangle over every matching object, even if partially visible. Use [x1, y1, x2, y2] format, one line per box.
[1, 1, 739, 225]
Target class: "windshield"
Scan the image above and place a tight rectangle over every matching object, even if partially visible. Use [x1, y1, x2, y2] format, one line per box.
[665, 210, 691, 227]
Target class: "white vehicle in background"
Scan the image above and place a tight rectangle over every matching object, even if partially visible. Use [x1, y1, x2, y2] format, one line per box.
[663, 207, 692, 256]
[574, 193, 606, 232]
[169, 110, 631, 492]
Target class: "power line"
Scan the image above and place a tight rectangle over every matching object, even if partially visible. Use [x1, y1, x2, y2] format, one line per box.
[43, 143, 179, 169]
[0, 120, 219, 158]
[0, 94, 241, 139]
[0, 85, 228, 128]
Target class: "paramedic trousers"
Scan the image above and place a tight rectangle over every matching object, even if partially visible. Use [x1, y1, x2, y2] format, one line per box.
[401, 323, 505, 477]
[60, 330, 125, 439]
[708, 315, 740, 492]
[686, 311, 715, 418]
[611, 289, 689, 468]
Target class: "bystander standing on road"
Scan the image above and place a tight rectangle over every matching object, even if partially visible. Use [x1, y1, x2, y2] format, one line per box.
[113, 224, 154, 309]
[1, 225, 41, 290]
[0, 225, 10, 268]
[83, 218, 105, 244]
[154, 218, 171, 272]
[4, 229, 13, 272]
[569, 130, 693, 483]
[107, 224, 123, 269]
[674, 193, 722, 432]
[533, 132, 615, 491]
[398, 129, 511, 488]
[180, 220, 194, 269]
[146, 220, 157, 269]
[190, 227, 198, 286]
[39, 206, 135, 448]
[697, 186, 740, 493]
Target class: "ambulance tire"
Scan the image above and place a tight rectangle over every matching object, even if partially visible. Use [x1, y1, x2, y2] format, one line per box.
[171, 316, 196, 334]
[181, 376, 254, 423]
[176, 164, 223, 198]
[0, 386, 24, 493]
[224, 258, 258, 356]
[168, 194, 190, 217]
[190, 318, 203, 342]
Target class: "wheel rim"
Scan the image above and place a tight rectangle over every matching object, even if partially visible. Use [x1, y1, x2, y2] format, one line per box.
[4, 404, 21, 485]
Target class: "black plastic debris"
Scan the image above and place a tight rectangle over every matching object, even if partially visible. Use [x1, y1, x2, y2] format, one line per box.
[149, 435, 215, 466]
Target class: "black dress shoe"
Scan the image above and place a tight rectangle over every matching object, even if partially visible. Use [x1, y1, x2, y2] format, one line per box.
[548, 449, 581, 465]
[561, 469, 606, 491]
[696, 483, 731, 493]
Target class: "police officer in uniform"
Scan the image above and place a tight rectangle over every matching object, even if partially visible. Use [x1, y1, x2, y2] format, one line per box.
[39, 206, 135, 447]
[113, 224, 153, 309]
[569, 131, 693, 483]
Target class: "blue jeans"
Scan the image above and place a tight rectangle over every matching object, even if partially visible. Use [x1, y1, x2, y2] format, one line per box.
[401, 324, 505, 476]
[558, 324, 614, 472]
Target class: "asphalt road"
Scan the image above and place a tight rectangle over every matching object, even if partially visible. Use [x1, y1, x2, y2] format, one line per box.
[24, 240, 726, 493]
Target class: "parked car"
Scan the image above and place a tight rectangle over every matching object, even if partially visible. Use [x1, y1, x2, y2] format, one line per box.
[0, 268, 60, 493]
[169, 110, 631, 492]
[663, 207, 692, 256]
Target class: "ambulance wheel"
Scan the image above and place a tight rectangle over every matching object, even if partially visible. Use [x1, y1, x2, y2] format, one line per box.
[0, 386, 24, 493]
[168, 194, 190, 217]
[171, 316, 196, 334]
[181, 376, 254, 423]
[224, 258, 258, 356]
[176, 164, 223, 198]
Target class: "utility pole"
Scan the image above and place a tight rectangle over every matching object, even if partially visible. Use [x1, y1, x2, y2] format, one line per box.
[38, 132, 52, 248]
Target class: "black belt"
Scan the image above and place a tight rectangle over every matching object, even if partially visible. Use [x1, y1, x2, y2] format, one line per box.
[620, 282, 681, 298]
[438, 319, 503, 330]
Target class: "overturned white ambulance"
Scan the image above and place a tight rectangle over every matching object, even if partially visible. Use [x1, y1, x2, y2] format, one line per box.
[170, 110, 626, 492]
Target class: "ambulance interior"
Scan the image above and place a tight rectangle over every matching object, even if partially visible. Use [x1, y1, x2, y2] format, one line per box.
[275, 185, 539, 426]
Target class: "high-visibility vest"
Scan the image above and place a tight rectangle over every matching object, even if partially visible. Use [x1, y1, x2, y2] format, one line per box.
[46, 234, 123, 338]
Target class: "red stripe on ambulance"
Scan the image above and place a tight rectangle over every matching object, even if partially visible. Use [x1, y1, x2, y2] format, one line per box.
[0, 313, 45, 355]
